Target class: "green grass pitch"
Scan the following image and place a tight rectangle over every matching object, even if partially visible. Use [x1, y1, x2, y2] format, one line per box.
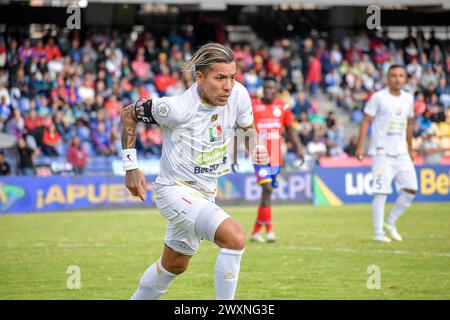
[0, 203, 449, 300]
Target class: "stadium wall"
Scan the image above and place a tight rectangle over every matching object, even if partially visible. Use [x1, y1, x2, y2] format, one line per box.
[314, 165, 450, 205]
[1, 166, 448, 214]
[0, 172, 312, 214]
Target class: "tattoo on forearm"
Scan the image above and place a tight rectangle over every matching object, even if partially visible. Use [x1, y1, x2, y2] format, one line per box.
[120, 103, 138, 149]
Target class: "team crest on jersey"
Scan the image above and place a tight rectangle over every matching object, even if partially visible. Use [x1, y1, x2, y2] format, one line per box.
[258, 168, 268, 178]
[272, 108, 282, 117]
[155, 102, 170, 117]
[211, 114, 218, 122]
[209, 124, 222, 142]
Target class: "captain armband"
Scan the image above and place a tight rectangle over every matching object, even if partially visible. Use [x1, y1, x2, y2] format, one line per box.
[135, 99, 158, 124]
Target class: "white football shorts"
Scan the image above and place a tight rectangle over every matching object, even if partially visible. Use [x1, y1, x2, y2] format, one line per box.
[371, 154, 418, 195]
[151, 182, 230, 256]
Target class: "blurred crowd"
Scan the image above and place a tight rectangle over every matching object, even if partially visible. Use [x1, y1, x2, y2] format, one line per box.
[0, 27, 449, 176]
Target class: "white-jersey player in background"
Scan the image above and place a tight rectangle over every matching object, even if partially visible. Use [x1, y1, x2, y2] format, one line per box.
[356, 65, 418, 243]
[120, 43, 268, 299]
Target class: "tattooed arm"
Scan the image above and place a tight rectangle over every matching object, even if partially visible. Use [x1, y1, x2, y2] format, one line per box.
[120, 101, 150, 201]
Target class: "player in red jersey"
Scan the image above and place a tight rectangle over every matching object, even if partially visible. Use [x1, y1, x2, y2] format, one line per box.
[250, 77, 304, 242]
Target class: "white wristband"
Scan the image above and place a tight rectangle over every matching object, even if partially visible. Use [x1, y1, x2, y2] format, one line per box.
[121, 149, 139, 171]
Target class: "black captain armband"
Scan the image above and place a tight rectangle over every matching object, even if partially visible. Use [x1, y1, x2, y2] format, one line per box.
[135, 99, 158, 124]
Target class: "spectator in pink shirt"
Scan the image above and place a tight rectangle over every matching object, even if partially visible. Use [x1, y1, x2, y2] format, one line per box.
[131, 48, 150, 81]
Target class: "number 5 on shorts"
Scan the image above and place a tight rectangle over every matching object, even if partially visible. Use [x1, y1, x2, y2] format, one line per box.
[374, 174, 383, 191]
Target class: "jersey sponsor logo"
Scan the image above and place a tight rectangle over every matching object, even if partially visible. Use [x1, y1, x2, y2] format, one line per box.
[194, 164, 220, 174]
[155, 102, 170, 117]
[196, 142, 229, 166]
[177, 242, 190, 251]
[209, 124, 222, 142]
[387, 119, 406, 136]
[258, 131, 280, 140]
[272, 108, 282, 117]
[258, 168, 268, 178]
[182, 180, 196, 187]
[173, 208, 187, 215]
[256, 121, 282, 129]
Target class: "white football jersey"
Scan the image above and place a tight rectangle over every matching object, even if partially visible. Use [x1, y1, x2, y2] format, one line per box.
[148, 81, 253, 196]
[364, 88, 414, 156]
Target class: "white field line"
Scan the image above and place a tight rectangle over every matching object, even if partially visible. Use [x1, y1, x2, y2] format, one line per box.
[1, 242, 450, 257]
[292, 246, 450, 257]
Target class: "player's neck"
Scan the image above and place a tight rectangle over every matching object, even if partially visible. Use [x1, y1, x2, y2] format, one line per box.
[388, 88, 401, 96]
[262, 97, 274, 105]
[198, 87, 215, 107]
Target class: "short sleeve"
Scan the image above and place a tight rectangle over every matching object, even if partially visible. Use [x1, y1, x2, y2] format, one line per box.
[364, 92, 379, 117]
[151, 96, 179, 128]
[407, 94, 414, 118]
[235, 86, 254, 128]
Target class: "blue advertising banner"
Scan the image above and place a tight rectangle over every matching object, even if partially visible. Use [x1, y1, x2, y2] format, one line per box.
[0, 172, 313, 214]
[217, 172, 312, 203]
[314, 165, 450, 205]
[0, 176, 156, 214]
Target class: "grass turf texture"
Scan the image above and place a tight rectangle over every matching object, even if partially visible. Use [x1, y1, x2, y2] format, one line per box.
[0, 203, 449, 300]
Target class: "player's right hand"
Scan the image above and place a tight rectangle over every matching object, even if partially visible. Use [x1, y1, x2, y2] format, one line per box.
[125, 169, 149, 201]
[252, 145, 269, 166]
[355, 146, 364, 161]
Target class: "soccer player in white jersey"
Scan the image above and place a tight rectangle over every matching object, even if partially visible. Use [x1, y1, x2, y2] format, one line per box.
[356, 65, 418, 243]
[120, 43, 268, 299]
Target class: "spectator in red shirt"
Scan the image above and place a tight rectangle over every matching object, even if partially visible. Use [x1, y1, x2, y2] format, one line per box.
[67, 136, 87, 175]
[345, 43, 363, 63]
[267, 57, 282, 77]
[414, 92, 426, 116]
[306, 55, 322, 96]
[45, 38, 62, 61]
[154, 65, 175, 95]
[374, 43, 390, 65]
[42, 123, 61, 156]
[104, 94, 121, 119]
[25, 109, 43, 133]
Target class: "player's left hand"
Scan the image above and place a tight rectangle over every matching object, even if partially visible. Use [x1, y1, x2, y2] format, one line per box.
[252, 145, 269, 166]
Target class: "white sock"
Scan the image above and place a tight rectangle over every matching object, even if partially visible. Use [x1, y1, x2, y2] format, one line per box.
[372, 194, 387, 236]
[131, 258, 177, 300]
[214, 248, 244, 300]
[387, 191, 415, 225]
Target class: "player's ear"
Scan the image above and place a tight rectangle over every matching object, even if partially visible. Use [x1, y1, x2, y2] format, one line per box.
[196, 71, 205, 85]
